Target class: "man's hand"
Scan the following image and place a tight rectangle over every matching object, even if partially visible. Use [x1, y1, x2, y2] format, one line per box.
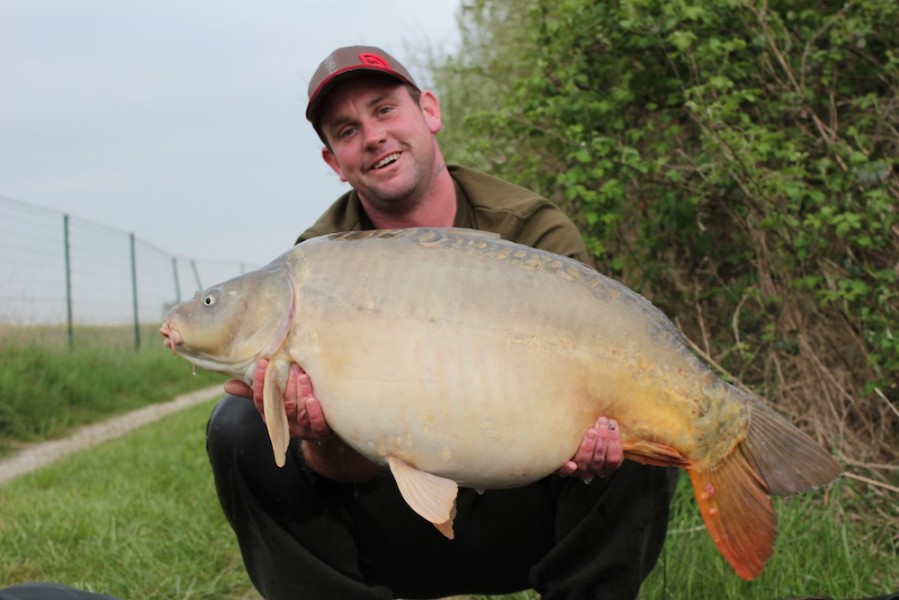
[557, 416, 624, 482]
[225, 359, 332, 441]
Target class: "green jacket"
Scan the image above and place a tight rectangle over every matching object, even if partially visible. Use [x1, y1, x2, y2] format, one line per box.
[296, 165, 591, 265]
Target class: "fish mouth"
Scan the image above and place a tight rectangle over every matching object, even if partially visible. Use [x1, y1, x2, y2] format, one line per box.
[159, 320, 182, 355]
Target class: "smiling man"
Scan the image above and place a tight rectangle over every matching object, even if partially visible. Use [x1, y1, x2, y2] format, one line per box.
[205, 46, 679, 600]
[316, 77, 453, 227]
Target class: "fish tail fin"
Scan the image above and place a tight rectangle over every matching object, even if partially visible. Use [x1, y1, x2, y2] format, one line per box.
[737, 387, 842, 495]
[689, 385, 842, 580]
[688, 451, 775, 580]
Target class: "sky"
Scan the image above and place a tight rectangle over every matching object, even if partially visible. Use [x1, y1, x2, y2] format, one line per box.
[0, 0, 462, 267]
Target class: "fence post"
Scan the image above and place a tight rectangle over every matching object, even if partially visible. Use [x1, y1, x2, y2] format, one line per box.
[130, 233, 140, 351]
[190, 259, 202, 291]
[171, 257, 181, 303]
[63, 214, 74, 350]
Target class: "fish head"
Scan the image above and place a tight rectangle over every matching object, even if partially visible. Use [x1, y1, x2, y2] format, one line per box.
[160, 262, 295, 382]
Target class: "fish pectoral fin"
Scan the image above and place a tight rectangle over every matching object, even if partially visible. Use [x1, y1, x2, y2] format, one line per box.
[386, 456, 458, 539]
[430, 504, 458, 539]
[622, 439, 692, 468]
[262, 359, 291, 468]
[688, 451, 775, 581]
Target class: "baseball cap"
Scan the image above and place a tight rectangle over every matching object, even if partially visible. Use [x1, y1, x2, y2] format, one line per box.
[306, 46, 419, 126]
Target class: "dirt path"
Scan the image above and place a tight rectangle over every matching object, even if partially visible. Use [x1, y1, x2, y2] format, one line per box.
[0, 385, 222, 486]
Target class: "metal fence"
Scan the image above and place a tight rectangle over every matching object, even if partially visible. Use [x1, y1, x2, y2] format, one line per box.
[0, 196, 257, 350]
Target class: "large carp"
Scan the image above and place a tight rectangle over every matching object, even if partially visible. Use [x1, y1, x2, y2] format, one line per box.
[160, 227, 840, 580]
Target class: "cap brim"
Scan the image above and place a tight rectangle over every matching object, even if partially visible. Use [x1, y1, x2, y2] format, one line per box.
[306, 67, 415, 123]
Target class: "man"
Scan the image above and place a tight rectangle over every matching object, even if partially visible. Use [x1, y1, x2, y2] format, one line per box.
[205, 46, 678, 600]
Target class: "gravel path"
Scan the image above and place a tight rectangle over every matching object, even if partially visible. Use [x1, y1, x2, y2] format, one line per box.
[0, 385, 222, 486]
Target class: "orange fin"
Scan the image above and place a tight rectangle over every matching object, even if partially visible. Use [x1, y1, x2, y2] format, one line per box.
[622, 439, 692, 468]
[688, 450, 775, 581]
[686, 384, 841, 580]
[386, 456, 458, 539]
[262, 359, 291, 467]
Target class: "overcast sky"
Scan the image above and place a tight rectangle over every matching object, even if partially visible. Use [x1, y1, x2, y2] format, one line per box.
[0, 1, 462, 266]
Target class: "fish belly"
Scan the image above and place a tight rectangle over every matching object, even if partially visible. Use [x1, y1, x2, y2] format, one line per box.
[301, 316, 597, 488]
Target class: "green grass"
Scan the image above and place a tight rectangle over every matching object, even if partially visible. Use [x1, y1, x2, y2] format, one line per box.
[0, 339, 223, 455]
[638, 477, 898, 599]
[0, 399, 255, 599]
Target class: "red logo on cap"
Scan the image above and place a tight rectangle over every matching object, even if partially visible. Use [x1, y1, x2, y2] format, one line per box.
[359, 53, 391, 69]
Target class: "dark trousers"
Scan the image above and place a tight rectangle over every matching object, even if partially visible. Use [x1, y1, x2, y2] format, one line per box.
[206, 395, 679, 600]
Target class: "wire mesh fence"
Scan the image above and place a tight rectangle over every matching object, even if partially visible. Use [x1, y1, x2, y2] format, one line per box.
[0, 196, 258, 350]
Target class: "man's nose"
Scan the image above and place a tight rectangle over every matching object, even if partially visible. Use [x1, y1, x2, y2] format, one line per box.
[362, 122, 387, 148]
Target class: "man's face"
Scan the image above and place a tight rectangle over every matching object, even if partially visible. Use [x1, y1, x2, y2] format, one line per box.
[318, 75, 443, 215]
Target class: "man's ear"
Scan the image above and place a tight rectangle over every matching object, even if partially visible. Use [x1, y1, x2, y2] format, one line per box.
[322, 147, 347, 182]
[419, 90, 443, 134]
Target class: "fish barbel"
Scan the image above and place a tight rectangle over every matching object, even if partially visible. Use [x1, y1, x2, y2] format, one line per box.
[160, 227, 840, 580]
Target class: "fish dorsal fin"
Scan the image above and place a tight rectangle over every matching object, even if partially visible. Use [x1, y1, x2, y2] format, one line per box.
[443, 227, 501, 239]
[386, 456, 458, 539]
[263, 359, 291, 467]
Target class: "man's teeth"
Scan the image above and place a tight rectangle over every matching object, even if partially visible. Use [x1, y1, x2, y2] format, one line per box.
[373, 153, 400, 169]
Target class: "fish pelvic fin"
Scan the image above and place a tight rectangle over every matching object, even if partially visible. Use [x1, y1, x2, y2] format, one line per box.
[688, 453, 774, 581]
[622, 439, 692, 468]
[738, 387, 842, 495]
[386, 456, 458, 539]
[262, 359, 291, 467]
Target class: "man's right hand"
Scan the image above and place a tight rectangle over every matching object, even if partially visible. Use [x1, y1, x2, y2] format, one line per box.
[225, 359, 332, 441]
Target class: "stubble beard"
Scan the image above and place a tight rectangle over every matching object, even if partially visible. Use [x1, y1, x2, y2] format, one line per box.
[365, 151, 437, 218]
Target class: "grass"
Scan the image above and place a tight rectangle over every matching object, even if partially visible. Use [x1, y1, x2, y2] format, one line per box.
[0, 337, 224, 455]
[638, 477, 898, 599]
[0, 399, 256, 599]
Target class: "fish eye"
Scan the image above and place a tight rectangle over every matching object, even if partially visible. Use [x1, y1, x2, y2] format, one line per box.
[202, 292, 217, 306]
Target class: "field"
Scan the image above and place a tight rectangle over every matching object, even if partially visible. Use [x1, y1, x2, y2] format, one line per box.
[0, 336, 896, 598]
